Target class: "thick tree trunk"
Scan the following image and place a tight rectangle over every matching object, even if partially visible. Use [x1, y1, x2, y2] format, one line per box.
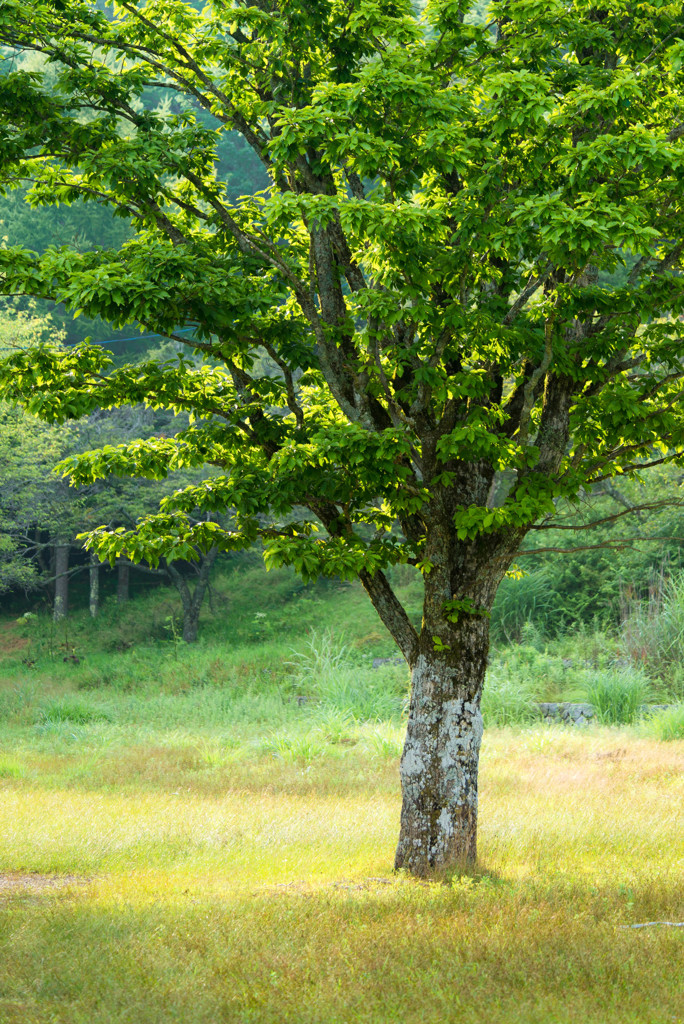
[117, 561, 129, 603]
[89, 552, 100, 618]
[394, 615, 489, 876]
[53, 543, 69, 621]
[358, 469, 525, 877]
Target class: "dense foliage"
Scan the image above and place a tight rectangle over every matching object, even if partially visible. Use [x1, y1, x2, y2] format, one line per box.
[0, 2, 682, 593]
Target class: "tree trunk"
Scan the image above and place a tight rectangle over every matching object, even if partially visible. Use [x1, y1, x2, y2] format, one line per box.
[53, 543, 69, 621]
[117, 560, 129, 603]
[89, 552, 100, 618]
[165, 546, 218, 643]
[360, 560, 494, 876]
[182, 608, 200, 643]
[394, 612, 489, 877]
[358, 482, 523, 877]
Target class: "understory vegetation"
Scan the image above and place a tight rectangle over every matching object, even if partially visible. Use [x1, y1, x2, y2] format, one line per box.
[3, 555, 684, 729]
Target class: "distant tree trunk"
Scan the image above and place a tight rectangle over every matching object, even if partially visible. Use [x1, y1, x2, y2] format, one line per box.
[181, 604, 200, 644]
[48, 543, 56, 602]
[165, 546, 219, 642]
[53, 543, 69, 621]
[117, 560, 129, 603]
[89, 552, 100, 618]
[35, 529, 50, 576]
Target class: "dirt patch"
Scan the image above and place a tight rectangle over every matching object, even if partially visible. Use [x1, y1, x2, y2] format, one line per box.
[0, 622, 29, 656]
[0, 873, 89, 897]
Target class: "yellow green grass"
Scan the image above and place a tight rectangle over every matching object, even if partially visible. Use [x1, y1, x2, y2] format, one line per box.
[1, 566, 682, 1023]
[0, 719, 682, 1024]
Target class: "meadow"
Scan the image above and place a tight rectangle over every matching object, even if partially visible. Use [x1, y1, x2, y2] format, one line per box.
[0, 558, 682, 1024]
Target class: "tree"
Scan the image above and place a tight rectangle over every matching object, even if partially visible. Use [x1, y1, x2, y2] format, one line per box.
[1, 0, 684, 876]
[164, 543, 219, 642]
[0, 310, 214, 622]
[0, 34, 266, 344]
[0, 309, 81, 616]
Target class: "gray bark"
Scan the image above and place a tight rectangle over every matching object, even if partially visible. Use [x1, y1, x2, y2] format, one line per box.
[165, 546, 218, 643]
[181, 607, 200, 644]
[117, 560, 129, 603]
[389, 531, 519, 876]
[389, 469, 524, 875]
[89, 552, 100, 618]
[395, 649, 485, 876]
[53, 543, 69, 621]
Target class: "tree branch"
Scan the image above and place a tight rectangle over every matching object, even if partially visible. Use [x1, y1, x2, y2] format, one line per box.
[530, 499, 683, 531]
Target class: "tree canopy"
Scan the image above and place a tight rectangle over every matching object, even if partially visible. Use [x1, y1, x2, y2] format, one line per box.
[1, 0, 684, 874]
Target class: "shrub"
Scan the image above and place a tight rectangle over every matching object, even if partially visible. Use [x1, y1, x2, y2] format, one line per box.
[582, 669, 652, 725]
[486, 644, 576, 704]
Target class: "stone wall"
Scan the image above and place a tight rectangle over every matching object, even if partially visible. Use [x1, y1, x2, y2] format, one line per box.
[537, 702, 595, 726]
[537, 702, 672, 726]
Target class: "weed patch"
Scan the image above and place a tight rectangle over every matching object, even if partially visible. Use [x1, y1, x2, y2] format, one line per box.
[582, 669, 653, 725]
[640, 704, 684, 741]
[36, 698, 112, 726]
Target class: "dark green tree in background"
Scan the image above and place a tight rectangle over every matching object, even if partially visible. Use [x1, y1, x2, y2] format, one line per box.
[1, 0, 684, 875]
[0, 309, 219, 629]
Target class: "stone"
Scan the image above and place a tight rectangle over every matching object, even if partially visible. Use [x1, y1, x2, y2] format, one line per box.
[534, 701, 596, 725]
[640, 704, 672, 716]
[569, 703, 593, 720]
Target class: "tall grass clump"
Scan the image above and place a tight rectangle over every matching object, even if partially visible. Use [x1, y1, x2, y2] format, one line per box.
[288, 630, 407, 722]
[36, 697, 113, 726]
[640, 703, 684, 741]
[582, 668, 652, 725]
[490, 569, 560, 642]
[0, 683, 38, 722]
[481, 664, 539, 726]
[621, 571, 684, 690]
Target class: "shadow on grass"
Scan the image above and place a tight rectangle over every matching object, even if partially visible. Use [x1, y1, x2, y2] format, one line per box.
[0, 875, 681, 1024]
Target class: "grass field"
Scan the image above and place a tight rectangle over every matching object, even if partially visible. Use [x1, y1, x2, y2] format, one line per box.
[0, 561, 682, 1023]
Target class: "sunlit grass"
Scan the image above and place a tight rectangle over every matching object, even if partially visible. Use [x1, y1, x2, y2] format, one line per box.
[1, 567, 682, 1023]
[0, 714, 682, 1024]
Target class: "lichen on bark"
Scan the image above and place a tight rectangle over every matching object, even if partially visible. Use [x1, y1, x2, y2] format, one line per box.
[395, 651, 485, 876]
